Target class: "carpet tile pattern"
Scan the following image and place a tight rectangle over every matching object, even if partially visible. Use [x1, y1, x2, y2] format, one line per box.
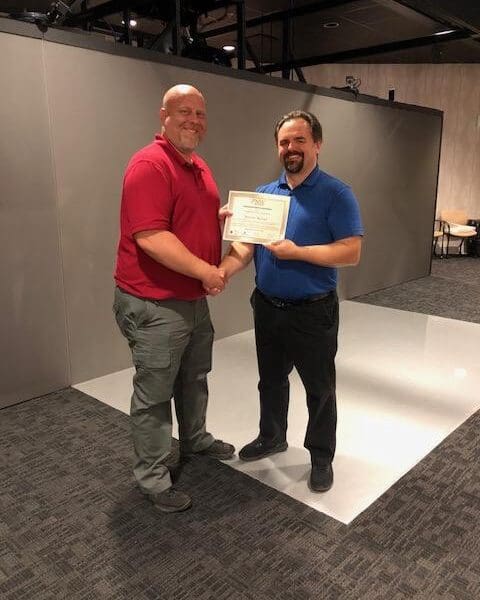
[353, 257, 480, 324]
[1, 388, 479, 599]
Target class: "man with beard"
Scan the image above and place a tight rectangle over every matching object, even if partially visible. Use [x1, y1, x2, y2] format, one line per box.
[219, 110, 363, 492]
[113, 84, 234, 513]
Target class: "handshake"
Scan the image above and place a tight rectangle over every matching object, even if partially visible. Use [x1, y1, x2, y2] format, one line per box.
[199, 204, 232, 296]
[201, 265, 228, 297]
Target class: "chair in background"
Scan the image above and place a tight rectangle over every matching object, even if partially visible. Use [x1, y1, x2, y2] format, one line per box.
[439, 209, 477, 257]
[432, 219, 446, 257]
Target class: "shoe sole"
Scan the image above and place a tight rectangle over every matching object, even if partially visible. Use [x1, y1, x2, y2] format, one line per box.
[153, 498, 192, 513]
[204, 452, 236, 460]
[182, 451, 236, 461]
[308, 479, 333, 493]
[142, 490, 193, 514]
[239, 443, 288, 462]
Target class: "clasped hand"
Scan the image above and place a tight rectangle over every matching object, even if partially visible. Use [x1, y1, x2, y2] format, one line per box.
[202, 265, 227, 296]
[201, 204, 232, 296]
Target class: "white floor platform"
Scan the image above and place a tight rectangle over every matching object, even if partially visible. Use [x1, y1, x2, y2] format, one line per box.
[74, 301, 480, 524]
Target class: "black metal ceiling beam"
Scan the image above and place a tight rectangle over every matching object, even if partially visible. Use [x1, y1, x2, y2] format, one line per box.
[245, 38, 264, 72]
[392, 0, 480, 35]
[172, 0, 181, 55]
[64, 0, 137, 24]
[122, 7, 131, 44]
[195, 0, 236, 11]
[199, 0, 358, 39]
[236, 0, 246, 69]
[281, 15, 290, 79]
[294, 67, 306, 83]
[64, 0, 243, 27]
[251, 28, 471, 73]
[279, 14, 307, 82]
[87, 19, 149, 44]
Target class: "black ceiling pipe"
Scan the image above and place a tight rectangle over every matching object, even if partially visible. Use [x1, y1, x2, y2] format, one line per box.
[236, 0, 246, 70]
[252, 29, 472, 73]
[172, 0, 181, 55]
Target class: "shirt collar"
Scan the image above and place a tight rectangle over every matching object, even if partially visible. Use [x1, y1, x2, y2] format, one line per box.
[279, 165, 321, 189]
[155, 134, 203, 171]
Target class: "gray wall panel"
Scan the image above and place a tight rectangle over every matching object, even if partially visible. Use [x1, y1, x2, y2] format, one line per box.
[313, 99, 442, 298]
[0, 34, 69, 407]
[44, 40, 441, 384]
[0, 24, 442, 391]
[44, 44, 164, 383]
[44, 45, 315, 383]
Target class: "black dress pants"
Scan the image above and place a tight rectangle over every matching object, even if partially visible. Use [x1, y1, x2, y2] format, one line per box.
[252, 288, 339, 464]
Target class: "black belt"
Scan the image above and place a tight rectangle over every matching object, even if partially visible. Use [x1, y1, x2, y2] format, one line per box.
[256, 288, 334, 309]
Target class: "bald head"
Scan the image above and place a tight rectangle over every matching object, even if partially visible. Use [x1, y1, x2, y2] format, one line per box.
[160, 84, 207, 158]
[162, 84, 205, 111]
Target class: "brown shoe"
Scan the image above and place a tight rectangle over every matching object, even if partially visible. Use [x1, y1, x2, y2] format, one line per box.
[148, 488, 192, 513]
[196, 439, 235, 460]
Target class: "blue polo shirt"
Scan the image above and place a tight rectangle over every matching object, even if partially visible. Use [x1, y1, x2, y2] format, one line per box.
[254, 166, 364, 300]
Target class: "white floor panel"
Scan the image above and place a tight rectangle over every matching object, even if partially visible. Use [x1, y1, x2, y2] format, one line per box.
[74, 301, 480, 524]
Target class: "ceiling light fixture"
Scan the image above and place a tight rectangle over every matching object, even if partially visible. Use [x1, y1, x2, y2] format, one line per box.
[121, 19, 137, 27]
[323, 22, 339, 29]
[223, 44, 236, 52]
[434, 29, 455, 36]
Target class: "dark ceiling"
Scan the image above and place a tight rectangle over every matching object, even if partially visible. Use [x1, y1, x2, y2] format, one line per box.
[2, 0, 480, 78]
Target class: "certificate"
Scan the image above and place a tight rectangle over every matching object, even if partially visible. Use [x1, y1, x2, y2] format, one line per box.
[223, 190, 290, 244]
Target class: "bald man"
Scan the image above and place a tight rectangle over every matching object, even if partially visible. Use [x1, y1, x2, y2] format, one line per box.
[113, 84, 234, 513]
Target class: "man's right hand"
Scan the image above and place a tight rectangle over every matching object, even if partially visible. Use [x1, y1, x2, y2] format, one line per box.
[201, 265, 226, 294]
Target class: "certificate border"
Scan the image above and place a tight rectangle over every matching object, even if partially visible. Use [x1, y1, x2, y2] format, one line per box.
[223, 190, 291, 244]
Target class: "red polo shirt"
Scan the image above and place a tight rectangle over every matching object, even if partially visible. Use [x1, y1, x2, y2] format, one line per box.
[114, 135, 221, 300]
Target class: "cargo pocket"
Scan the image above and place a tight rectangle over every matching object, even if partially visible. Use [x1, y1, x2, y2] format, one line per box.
[131, 344, 174, 405]
[132, 328, 172, 371]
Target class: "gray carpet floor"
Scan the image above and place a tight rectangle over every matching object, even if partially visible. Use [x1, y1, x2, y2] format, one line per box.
[353, 257, 480, 324]
[1, 387, 479, 600]
[2, 257, 480, 599]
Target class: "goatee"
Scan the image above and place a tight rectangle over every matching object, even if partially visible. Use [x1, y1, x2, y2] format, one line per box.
[284, 154, 304, 173]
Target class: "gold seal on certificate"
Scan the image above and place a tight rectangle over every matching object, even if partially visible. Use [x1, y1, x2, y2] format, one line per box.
[223, 190, 291, 244]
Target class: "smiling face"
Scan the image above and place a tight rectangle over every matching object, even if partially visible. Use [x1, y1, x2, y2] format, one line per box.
[160, 85, 207, 157]
[277, 118, 322, 178]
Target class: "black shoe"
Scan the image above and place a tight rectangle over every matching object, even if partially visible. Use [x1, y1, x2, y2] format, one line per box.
[309, 462, 333, 493]
[196, 439, 235, 460]
[148, 488, 192, 513]
[239, 437, 288, 462]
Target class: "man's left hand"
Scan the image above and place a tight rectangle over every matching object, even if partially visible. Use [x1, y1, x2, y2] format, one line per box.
[218, 203, 232, 223]
[265, 239, 299, 260]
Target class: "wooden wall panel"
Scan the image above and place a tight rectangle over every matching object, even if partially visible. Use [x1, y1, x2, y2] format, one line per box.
[306, 64, 480, 219]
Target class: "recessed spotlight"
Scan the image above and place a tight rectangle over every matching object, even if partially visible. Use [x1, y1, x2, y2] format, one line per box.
[434, 29, 455, 36]
[323, 21, 339, 29]
[121, 19, 137, 27]
[223, 44, 236, 52]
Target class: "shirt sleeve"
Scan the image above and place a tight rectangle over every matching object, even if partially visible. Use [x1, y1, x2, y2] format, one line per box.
[123, 160, 173, 236]
[328, 184, 364, 241]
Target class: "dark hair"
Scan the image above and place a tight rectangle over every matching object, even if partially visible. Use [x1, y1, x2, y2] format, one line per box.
[274, 110, 323, 143]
